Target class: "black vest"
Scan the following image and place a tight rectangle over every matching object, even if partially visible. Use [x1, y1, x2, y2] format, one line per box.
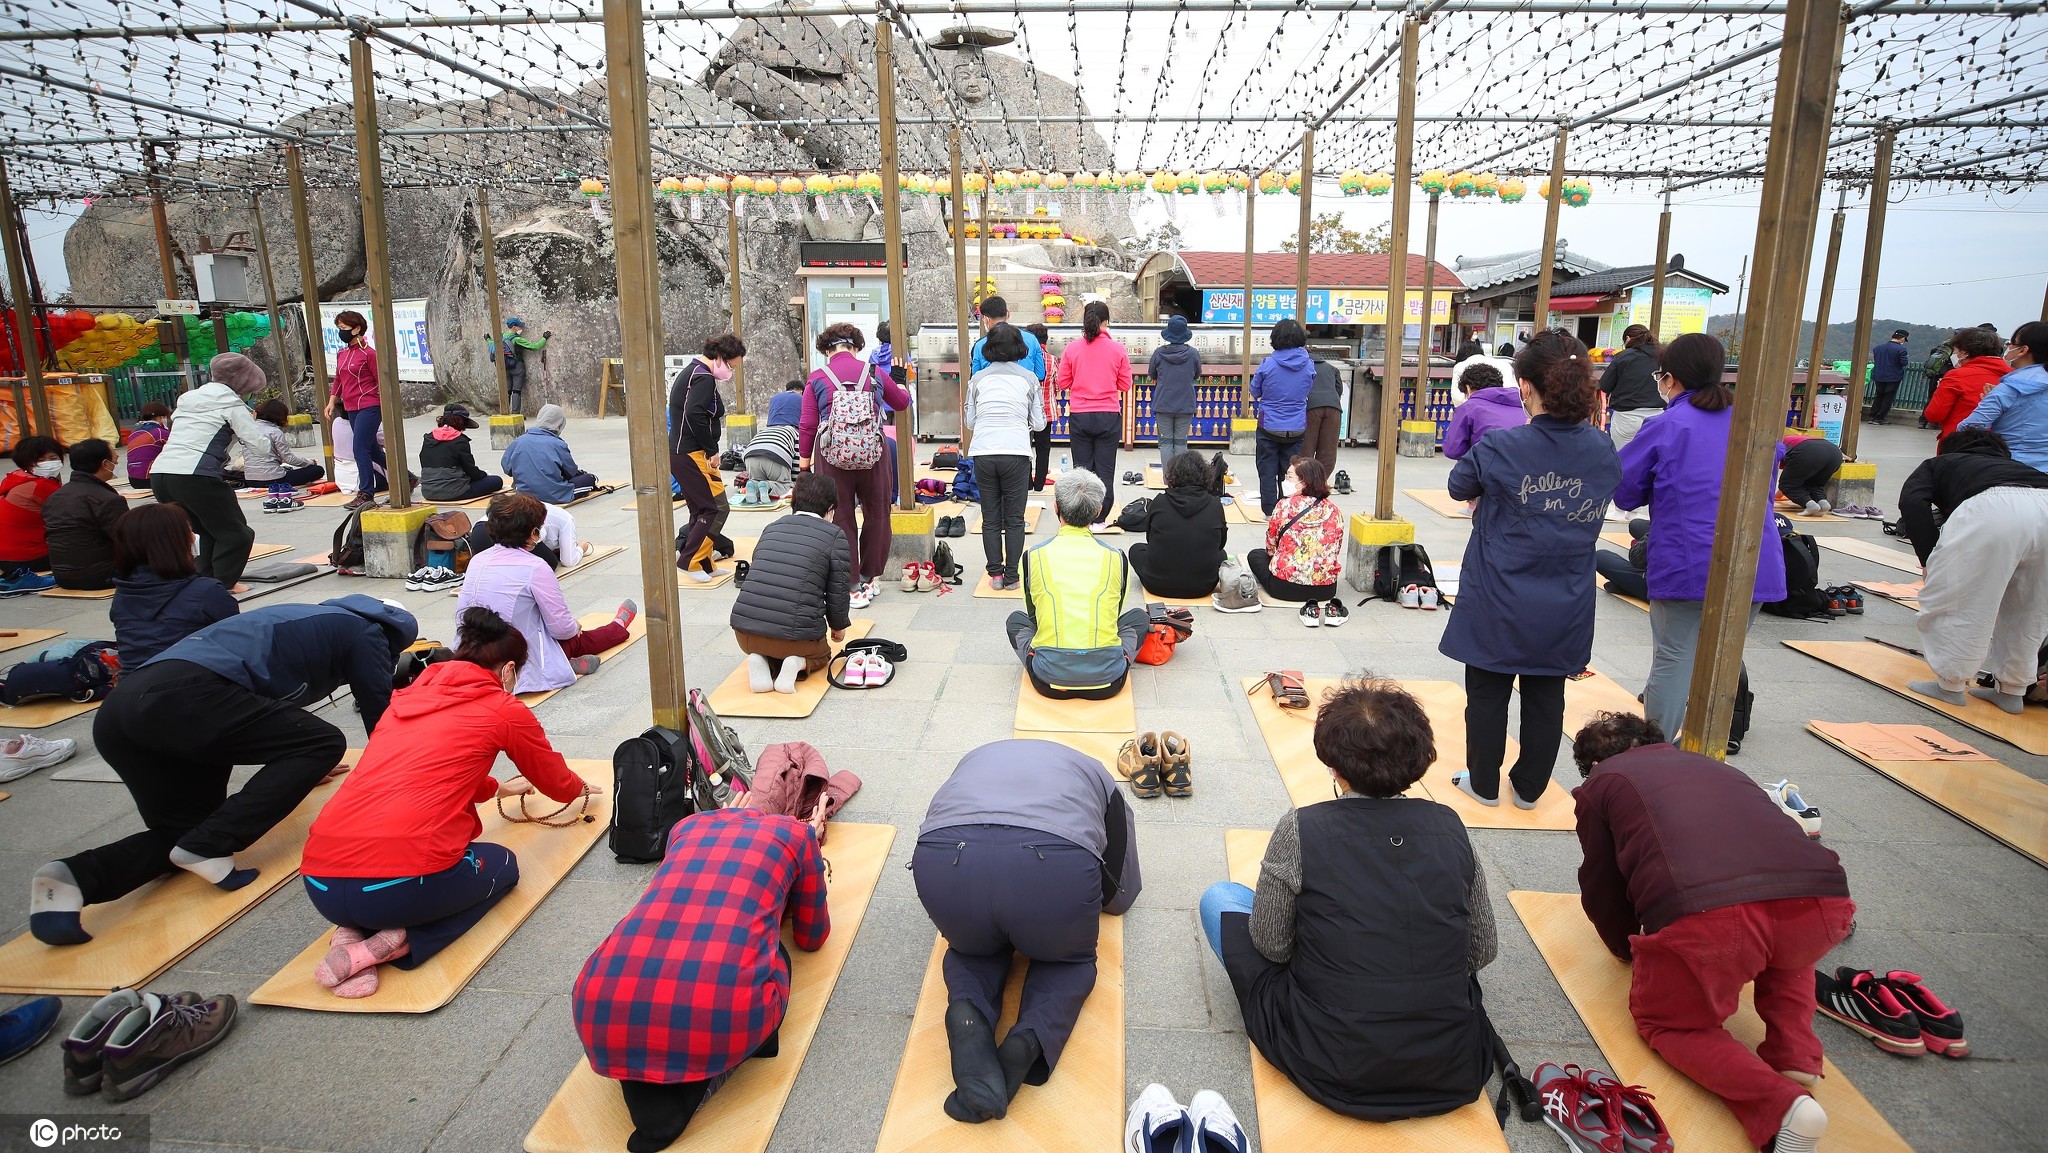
[1231, 796, 1488, 1119]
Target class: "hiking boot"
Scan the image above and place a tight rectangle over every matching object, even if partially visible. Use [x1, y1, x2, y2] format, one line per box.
[0, 734, 77, 783]
[102, 993, 238, 1101]
[1816, 967, 1926, 1055]
[65, 989, 206, 1095]
[1120, 735, 1164, 799]
[1299, 601, 1323, 628]
[1333, 469, 1353, 495]
[1319, 598, 1349, 628]
[343, 493, 376, 511]
[1879, 971, 1968, 1057]
[1159, 732, 1192, 798]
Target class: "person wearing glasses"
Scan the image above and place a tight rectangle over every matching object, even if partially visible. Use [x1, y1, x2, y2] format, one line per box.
[1958, 323, 2048, 471]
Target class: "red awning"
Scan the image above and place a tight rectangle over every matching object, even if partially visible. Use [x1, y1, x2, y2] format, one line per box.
[1548, 294, 1608, 313]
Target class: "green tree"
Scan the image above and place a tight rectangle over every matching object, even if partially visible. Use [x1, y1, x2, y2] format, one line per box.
[1281, 213, 1391, 254]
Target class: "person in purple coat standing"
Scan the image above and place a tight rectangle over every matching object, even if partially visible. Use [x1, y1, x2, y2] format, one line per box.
[1440, 363, 1526, 460]
[1614, 332, 1786, 743]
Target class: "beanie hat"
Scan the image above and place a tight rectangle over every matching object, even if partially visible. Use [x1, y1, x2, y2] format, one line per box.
[208, 352, 267, 397]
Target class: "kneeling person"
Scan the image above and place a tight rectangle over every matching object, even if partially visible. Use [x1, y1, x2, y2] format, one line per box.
[728, 473, 851, 694]
[1006, 469, 1147, 700]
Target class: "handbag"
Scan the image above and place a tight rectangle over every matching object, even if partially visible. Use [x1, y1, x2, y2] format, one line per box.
[1134, 623, 1179, 666]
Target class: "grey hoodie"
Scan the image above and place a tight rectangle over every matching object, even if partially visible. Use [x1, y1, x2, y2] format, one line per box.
[1147, 342, 1204, 415]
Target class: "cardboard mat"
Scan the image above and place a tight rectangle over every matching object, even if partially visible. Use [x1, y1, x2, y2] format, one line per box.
[38, 584, 115, 600]
[972, 573, 1024, 600]
[0, 628, 64, 655]
[1509, 890, 1911, 1152]
[1241, 674, 1356, 807]
[518, 614, 649, 709]
[1227, 830, 1508, 1151]
[968, 502, 1045, 534]
[1852, 579, 1922, 610]
[1784, 639, 2048, 755]
[1139, 586, 1216, 607]
[1404, 679, 1576, 831]
[565, 483, 622, 508]
[523, 822, 896, 1153]
[1598, 531, 1637, 550]
[1222, 497, 1258, 524]
[236, 569, 333, 603]
[1144, 462, 1166, 490]
[1604, 589, 1651, 614]
[249, 542, 292, 562]
[1013, 729, 1133, 776]
[1815, 536, 1921, 575]
[1014, 672, 1137, 735]
[1404, 488, 1473, 520]
[705, 620, 874, 719]
[252, 760, 612, 1013]
[303, 491, 355, 507]
[1808, 722, 2046, 868]
[874, 916, 1124, 1153]
[1564, 667, 1642, 733]
[555, 544, 626, 585]
[0, 695, 102, 730]
[0, 764, 353, 996]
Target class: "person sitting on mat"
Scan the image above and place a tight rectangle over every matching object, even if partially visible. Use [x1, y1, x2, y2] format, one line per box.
[966, 322, 1047, 590]
[738, 421, 799, 506]
[1440, 330, 1620, 810]
[43, 439, 129, 590]
[28, 595, 419, 946]
[1200, 677, 1495, 1119]
[1440, 362, 1522, 461]
[1248, 456, 1347, 627]
[456, 493, 636, 694]
[125, 401, 172, 489]
[1569, 711, 1852, 1153]
[465, 501, 588, 572]
[109, 503, 239, 666]
[1777, 433, 1844, 516]
[501, 404, 598, 505]
[1128, 449, 1227, 600]
[0, 434, 66, 593]
[574, 804, 829, 1153]
[915, 738, 1141, 1124]
[1594, 518, 1651, 600]
[1896, 428, 2048, 712]
[300, 606, 600, 998]
[728, 473, 851, 695]
[417, 404, 504, 503]
[225, 399, 323, 494]
[152, 352, 272, 592]
[1006, 469, 1148, 701]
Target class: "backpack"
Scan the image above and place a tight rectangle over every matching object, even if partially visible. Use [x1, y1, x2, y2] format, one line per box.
[609, 726, 717, 863]
[1924, 347, 1953, 377]
[1370, 542, 1438, 603]
[415, 510, 474, 571]
[332, 508, 369, 573]
[950, 458, 980, 503]
[1114, 497, 1152, 532]
[686, 687, 753, 807]
[1, 641, 120, 706]
[931, 541, 964, 585]
[1762, 514, 1830, 619]
[816, 362, 885, 471]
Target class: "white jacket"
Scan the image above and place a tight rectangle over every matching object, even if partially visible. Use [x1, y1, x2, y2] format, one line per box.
[153, 383, 269, 481]
[965, 361, 1046, 459]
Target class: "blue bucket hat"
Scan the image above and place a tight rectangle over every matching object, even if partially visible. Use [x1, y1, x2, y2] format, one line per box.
[505, 317, 526, 329]
[1161, 315, 1192, 344]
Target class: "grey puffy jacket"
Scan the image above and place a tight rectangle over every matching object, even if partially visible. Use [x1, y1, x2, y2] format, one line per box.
[728, 513, 852, 641]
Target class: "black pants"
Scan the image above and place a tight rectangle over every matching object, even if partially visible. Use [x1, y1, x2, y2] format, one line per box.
[1779, 439, 1844, 504]
[1031, 428, 1054, 491]
[1067, 411, 1121, 518]
[614, 1027, 778, 1153]
[304, 841, 519, 969]
[1595, 550, 1648, 599]
[974, 454, 1032, 579]
[425, 474, 504, 502]
[469, 521, 560, 569]
[1255, 430, 1305, 516]
[1868, 380, 1901, 422]
[65, 661, 347, 907]
[1249, 549, 1336, 603]
[669, 450, 728, 574]
[1464, 666, 1566, 804]
[151, 472, 256, 586]
[1128, 543, 1218, 600]
[913, 824, 1103, 1080]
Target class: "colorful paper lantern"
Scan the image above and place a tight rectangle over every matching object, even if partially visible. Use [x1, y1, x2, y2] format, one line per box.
[657, 177, 685, 196]
[1473, 171, 1499, 198]
[1257, 171, 1286, 194]
[1045, 172, 1070, 191]
[1365, 172, 1393, 196]
[1226, 171, 1251, 192]
[1418, 169, 1448, 195]
[1561, 178, 1593, 207]
[577, 178, 605, 197]
[1338, 169, 1367, 196]
[964, 172, 987, 194]
[705, 175, 730, 195]
[1499, 178, 1527, 203]
[777, 176, 804, 196]
[1284, 170, 1302, 194]
[1449, 170, 1476, 197]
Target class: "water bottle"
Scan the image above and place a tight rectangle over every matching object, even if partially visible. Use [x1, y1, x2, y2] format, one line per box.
[1060, 453, 1069, 471]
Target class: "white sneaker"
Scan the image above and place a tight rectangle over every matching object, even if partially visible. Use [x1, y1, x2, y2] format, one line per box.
[1766, 779, 1823, 838]
[849, 581, 875, 610]
[0, 734, 77, 782]
[1186, 1089, 1249, 1153]
[1125, 1083, 1191, 1153]
[421, 567, 464, 590]
[402, 566, 435, 591]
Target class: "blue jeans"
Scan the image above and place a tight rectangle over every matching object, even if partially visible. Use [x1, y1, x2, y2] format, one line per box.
[1255, 430, 1304, 515]
[348, 405, 388, 496]
[1156, 413, 1193, 468]
[1199, 881, 1256, 963]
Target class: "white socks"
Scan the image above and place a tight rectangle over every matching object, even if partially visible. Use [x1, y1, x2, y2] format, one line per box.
[169, 846, 258, 891]
[775, 657, 804, 695]
[30, 861, 90, 945]
[746, 654, 774, 693]
[1774, 1095, 1827, 1153]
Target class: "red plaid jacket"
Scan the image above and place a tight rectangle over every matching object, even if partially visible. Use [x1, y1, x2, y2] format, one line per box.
[573, 808, 830, 1082]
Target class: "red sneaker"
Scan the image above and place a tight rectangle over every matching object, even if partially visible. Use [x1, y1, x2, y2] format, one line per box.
[1880, 971, 1968, 1057]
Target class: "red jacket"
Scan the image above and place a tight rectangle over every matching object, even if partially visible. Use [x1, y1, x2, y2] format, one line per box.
[0, 470, 60, 563]
[333, 342, 380, 412]
[1922, 356, 2009, 442]
[302, 660, 584, 877]
[1573, 742, 1848, 959]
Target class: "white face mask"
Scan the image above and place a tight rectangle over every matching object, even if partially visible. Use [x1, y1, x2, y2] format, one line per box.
[32, 460, 62, 478]
[1282, 479, 1299, 498]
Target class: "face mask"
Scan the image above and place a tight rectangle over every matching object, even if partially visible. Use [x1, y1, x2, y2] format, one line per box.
[32, 460, 62, 478]
[708, 359, 733, 382]
[1282, 479, 1299, 498]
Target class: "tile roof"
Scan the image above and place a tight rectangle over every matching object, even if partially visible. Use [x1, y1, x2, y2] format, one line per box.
[1172, 251, 1464, 290]
[1448, 246, 1611, 292]
[1550, 261, 1731, 297]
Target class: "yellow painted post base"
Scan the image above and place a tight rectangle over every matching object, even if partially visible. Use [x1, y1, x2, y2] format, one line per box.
[725, 412, 757, 449]
[488, 413, 526, 450]
[887, 506, 937, 566]
[1347, 513, 1416, 595]
[284, 411, 320, 448]
[360, 503, 437, 579]
[1397, 418, 1438, 458]
[1229, 416, 1257, 456]
[1825, 459, 1877, 509]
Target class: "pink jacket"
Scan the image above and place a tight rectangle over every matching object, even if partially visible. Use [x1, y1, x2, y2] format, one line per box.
[798, 350, 912, 461]
[1056, 333, 1133, 414]
[745, 741, 861, 836]
[454, 545, 583, 692]
[334, 343, 380, 411]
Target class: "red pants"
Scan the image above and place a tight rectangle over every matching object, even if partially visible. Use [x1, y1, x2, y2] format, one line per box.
[1628, 896, 1856, 1149]
[560, 621, 629, 659]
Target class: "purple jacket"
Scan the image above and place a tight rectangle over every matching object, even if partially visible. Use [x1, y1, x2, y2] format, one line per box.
[1442, 387, 1527, 460]
[1614, 391, 1786, 602]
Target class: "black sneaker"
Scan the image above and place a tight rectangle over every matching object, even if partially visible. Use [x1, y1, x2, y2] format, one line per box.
[1333, 469, 1353, 494]
[1299, 602, 1323, 628]
[101, 994, 239, 1101]
[1878, 971, 1969, 1058]
[1320, 598, 1349, 628]
[1816, 967, 1926, 1056]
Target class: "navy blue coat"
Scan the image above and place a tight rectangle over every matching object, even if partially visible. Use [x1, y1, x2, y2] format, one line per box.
[1438, 414, 1621, 676]
[144, 595, 419, 731]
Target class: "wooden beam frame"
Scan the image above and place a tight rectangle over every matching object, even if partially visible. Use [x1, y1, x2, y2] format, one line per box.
[1240, 181, 1257, 419]
[249, 192, 291, 415]
[1648, 191, 1672, 339]
[950, 129, 971, 451]
[348, 37, 413, 509]
[477, 187, 511, 414]
[1533, 126, 1569, 325]
[1803, 186, 1848, 423]
[1373, 18, 1419, 521]
[726, 192, 747, 415]
[0, 158, 51, 441]
[1418, 192, 1441, 355]
[1840, 128, 1893, 462]
[877, 19, 914, 511]
[284, 145, 334, 478]
[1295, 130, 1313, 320]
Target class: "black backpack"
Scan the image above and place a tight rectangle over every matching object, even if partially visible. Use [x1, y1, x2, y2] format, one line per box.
[1761, 514, 1830, 619]
[609, 726, 717, 863]
[1371, 542, 1438, 602]
[332, 507, 369, 573]
[1114, 497, 1151, 532]
[1, 642, 120, 706]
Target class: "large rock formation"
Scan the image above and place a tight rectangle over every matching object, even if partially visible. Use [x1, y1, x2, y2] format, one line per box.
[61, 12, 1134, 417]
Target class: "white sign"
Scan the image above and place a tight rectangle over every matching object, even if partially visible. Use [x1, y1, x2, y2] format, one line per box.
[1813, 393, 1847, 445]
[304, 300, 436, 383]
[157, 298, 200, 316]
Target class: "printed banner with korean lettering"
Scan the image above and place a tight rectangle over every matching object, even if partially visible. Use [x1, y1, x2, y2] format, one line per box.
[305, 300, 436, 383]
[1202, 289, 1451, 326]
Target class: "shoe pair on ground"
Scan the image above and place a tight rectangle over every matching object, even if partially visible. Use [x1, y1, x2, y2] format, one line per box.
[1397, 584, 1441, 610]
[849, 576, 883, 609]
[14, 987, 242, 1101]
[1126, 1082, 1247, 1153]
[900, 561, 956, 592]
[1536, 1062, 1679, 1153]
[839, 650, 894, 687]
[933, 515, 969, 538]
[403, 565, 464, 591]
[0, 568, 55, 597]
[260, 485, 303, 513]
[0, 733, 77, 783]
[1297, 599, 1349, 628]
[1333, 469, 1353, 495]
[1118, 732, 1192, 798]
[1123, 469, 1145, 484]
[1820, 585, 1863, 616]
[1816, 967, 1969, 1058]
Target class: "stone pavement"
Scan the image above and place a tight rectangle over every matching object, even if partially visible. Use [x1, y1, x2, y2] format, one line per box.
[0, 412, 2041, 1153]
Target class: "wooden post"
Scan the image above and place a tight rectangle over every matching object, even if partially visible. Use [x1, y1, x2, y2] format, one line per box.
[1373, 19, 1419, 521]
[603, 0, 689, 728]
[1803, 186, 1847, 424]
[1295, 130, 1314, 320]
[726, 194, 747, 415]
[1841, 127, 1893, 463]
[1418, 193, 1440, 354]
[1240, 180, 1257, 418]
[1532, 126, 1569, 326]
[877, 19, 914, 511]
[950, 130, 971, 451]
[143, 141, 178, 299]
[1680, 0, 1844, 756]
[977, 190, 990, 323]
[285, 146, 334, 478]
[1648, 191, 1672, 339]
[249, 192, 291, 415]
[349, 37, 412, 509]
[0, 159, 51, 441]
[477, 187, 511, 415]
